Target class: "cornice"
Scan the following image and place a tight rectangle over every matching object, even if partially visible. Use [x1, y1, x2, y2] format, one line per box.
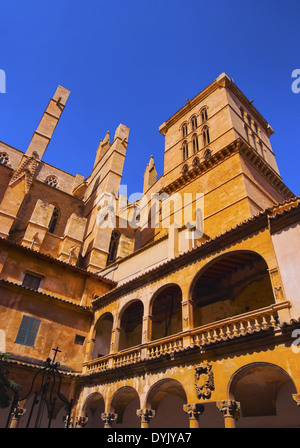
[0, 279, 92, 314]
[0, 237, 116, 286]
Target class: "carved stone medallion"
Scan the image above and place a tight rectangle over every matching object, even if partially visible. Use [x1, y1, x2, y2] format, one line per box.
[194, 362, 215, 399]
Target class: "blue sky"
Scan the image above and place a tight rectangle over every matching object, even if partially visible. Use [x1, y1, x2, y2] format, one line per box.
[1, 0, 299, 197]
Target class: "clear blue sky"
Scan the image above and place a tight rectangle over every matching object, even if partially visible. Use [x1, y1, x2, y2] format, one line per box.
[1, 0, 299, 197]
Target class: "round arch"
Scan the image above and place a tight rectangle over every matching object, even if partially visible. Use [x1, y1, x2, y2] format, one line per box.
[189, 250, 275, 328]
[149, 284, 182, 341]
[109, 386, 140, 428]
[118, 299, 144, 351]
[80, 392, 105, 428]
[146, 378, 188, 428]
[92, 312, 114, 359]
[228, 362, 300, 428]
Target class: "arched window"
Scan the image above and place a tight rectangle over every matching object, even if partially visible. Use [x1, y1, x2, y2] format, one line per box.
[107, 231, 120, 264]
[182, 123, 188, 138]
[204, 149, 212, 160]
[201, 107, 208, 123]
[191, 115, 198, 130]
[192, 134, 199, 153]
[202, 126, 210, 146]
[49, 206, 60, 234]
[182, 164, 189, 174]
[0, 152, 9, 166]
[193, 157, 200, 167]
[182, 141, 189, 161]
[45, 175, 58, 188]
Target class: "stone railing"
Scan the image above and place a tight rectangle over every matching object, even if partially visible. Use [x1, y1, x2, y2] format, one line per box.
[83, 301, 290, 375]
[190, 302, 288, 347]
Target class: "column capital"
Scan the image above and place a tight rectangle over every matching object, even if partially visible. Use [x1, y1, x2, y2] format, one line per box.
[136, 408, 155, 424]
[216, 400, 240, 419]
[101, 412, 118, 427]
[183, 403, 205, 420]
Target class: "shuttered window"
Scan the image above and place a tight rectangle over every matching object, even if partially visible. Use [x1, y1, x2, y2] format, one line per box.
[15, 316, 41, 346]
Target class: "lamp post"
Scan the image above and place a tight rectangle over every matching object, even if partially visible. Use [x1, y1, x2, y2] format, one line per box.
[6, 347, 73, 428]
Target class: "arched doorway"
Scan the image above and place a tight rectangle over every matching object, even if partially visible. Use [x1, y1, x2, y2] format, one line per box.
[229, 363, 300, 428]
[190, 251, 275, 327]
[150, 285, 182, 341]
[110, 386, 140, 428]
[92, 313, 113, 359]
[146, 379, 188, 428]
[119, 301, 143, 351]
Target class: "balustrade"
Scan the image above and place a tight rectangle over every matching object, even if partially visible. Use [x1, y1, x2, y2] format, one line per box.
[83, 302, 290, 375]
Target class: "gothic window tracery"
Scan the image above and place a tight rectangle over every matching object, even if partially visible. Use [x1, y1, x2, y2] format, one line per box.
[0, 152, 9, 166]
[45, 175, 58, 188]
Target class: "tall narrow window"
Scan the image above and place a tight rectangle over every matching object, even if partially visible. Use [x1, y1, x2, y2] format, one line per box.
[182, 123, 188, 138]
[182, 141, 189, 161]
[202, 126, 210, 146]
[201, 107, 208, 123]
[192, 135, 199, 153]
[191, 115, 198, 130]
[49, 206, 60, 234]
[15, 315, 41, 347]
[204, 149, 212, 160]
[107, 231, 120, 264]
[244, 125, 249, 142]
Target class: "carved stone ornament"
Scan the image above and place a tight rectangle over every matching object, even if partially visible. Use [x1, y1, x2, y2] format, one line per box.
[194, 362, 215, 399]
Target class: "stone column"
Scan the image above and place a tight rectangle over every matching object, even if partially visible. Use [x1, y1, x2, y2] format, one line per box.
[136, 409, 155, 428]
[101, 412, 117, 428]
[183, 403, 204, 428]
[217, 400, 240, 428]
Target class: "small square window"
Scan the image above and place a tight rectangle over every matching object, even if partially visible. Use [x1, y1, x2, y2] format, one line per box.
[74, 335, 85, 346]
[22, 273, 42, 291]
[15, 315, 41, 347]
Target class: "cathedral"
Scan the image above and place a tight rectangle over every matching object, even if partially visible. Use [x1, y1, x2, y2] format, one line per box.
[0, 73, 300, 428]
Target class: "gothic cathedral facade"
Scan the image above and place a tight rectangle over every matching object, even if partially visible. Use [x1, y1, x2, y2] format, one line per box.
[1, 73, 300, 428]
